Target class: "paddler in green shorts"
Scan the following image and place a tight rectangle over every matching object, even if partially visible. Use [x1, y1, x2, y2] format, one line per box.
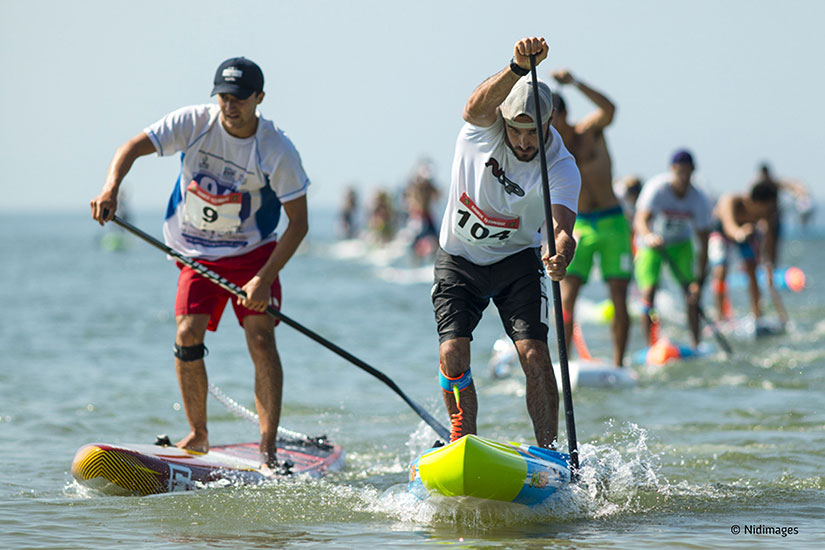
[633, 149, 712, 348]
[551, 70, 632, 367]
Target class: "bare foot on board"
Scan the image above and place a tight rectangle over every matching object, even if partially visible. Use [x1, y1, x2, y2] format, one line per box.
[175, 431, 209, 454]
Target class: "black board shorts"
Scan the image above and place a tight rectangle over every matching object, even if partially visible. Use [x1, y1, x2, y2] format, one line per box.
[431, 246, 548, 344]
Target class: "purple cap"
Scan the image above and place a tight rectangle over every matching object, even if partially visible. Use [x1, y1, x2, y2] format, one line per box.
[670, 149, 694, 166]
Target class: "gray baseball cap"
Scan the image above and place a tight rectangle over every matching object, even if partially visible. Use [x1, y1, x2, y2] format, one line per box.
[500, 76, 554, 129]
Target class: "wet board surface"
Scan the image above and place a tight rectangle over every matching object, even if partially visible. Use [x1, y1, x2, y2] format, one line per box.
[71, 436, 344, 496]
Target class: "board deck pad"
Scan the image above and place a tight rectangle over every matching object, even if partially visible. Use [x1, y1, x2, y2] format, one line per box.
[409, 435, 571, 506]
[71, 435, 344, 496]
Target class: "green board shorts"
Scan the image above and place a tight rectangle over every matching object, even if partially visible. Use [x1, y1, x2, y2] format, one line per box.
[634, 240, 695, 290]
[566, 207, 632, 282]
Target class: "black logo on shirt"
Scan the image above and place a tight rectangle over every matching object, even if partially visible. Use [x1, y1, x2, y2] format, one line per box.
[485, 158, 525, 196]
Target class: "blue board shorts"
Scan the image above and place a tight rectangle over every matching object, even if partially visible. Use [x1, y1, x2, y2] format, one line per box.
[708, 221, 758, 267]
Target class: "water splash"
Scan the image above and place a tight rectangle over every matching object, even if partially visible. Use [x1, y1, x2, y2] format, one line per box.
[366, 422, 677, 530]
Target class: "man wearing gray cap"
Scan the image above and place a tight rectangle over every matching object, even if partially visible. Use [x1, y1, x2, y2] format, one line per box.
[432, 37, 580, 448]
[90, 57, 309, 472]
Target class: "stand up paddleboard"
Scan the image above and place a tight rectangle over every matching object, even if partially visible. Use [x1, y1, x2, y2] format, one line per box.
[707, 316, 786, 340]
[727, 266, 806, 293]
[574, 359, 638, 387]
[409, 434, 571, 506]
[631, 338, 715, 366]
[71, 434, 344, 496]
[490, 336, 635, 388]
[489, 336, 580, 389]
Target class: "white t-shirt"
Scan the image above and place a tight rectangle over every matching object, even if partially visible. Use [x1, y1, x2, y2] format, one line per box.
[636, 173, 712, 246]
[145, 104, 309, 259]
[439, 117, 580, 265]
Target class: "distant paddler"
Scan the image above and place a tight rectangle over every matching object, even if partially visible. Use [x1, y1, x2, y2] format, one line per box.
[432, 36, 580, 447]
[90, 57, 310, 472]
[709, 181, 788, 325]
[633, 149, 713, 348]
[751, 162, 814, 260]
[550, 69, 632, 368]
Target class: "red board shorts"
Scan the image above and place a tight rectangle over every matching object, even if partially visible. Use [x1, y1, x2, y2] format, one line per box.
[174, 241, 281, 331]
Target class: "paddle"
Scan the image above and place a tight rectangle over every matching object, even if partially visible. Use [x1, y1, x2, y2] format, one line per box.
[110, 215, 451, 442]
[657, 248, 733, 355]
[529, 54, 579, 475]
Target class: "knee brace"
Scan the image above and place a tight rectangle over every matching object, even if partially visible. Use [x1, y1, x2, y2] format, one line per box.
[439, 366, 473, 393]
[173, 343, 208, 362]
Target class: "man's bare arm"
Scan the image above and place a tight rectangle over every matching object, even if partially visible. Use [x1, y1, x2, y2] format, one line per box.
[256, 195, 308, 285]
[541, 204, 577, 281]
[464, 37, 548, 127]
[91, 132, 157, 224]
[551, 69, 616, 130]
[716, 194, 744, 239]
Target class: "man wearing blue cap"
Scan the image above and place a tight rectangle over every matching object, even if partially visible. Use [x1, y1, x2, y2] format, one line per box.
[633, 149, 712, 348]
[90, 57, 310, 471]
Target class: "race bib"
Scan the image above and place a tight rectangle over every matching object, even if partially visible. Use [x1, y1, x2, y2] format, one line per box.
[183, 180, 243, 233]
[453, 193, 520, 246]
[660, 215, 691, 241]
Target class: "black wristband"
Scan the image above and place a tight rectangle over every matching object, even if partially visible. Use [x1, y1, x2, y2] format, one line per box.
[509, 57, 529, 77]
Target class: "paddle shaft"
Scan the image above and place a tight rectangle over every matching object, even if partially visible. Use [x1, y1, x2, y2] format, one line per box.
[529, 55, 580, 474]
[658, 248, 733, 355]
[111, 216, 451, 441]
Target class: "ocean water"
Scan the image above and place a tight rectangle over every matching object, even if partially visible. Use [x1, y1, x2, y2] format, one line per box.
[1, 210, 823, 549]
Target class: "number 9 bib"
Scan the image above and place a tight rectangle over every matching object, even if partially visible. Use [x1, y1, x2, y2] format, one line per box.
[184, 180, 243, 233]
[453, 193, 520, 246]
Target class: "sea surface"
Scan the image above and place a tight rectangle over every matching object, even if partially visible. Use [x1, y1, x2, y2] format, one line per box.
[1, 210, 823, 549]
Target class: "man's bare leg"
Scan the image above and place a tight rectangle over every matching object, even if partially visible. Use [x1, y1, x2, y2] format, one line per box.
[712, 264, 729, 321]
[439, 337, 477, 441]
[743, 259, 762, 319]
[174, 313, 211, 453]
[640, 286, 657, 345]
[515, 339, 558, 447]
[243, 314, 282, 466]
[685, 290, 701, 348]
[607, 278, 630, 366]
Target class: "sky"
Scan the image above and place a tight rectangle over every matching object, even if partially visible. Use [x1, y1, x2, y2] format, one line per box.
[1, 0, 823, 217]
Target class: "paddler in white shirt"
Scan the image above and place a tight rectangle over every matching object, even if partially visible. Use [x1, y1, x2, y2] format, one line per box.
[90, 57, 309, 473]
[432, 36, 581, 448]
[633, 149, 712, 348]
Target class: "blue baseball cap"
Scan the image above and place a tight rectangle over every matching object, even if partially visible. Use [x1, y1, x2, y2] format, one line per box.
[670, 149, 695, 166]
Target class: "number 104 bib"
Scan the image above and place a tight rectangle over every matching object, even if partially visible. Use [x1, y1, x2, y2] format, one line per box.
[453, 193, 520, 246]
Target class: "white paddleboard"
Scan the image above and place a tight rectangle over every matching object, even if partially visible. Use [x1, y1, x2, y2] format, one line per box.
[573, 359, 637, 388]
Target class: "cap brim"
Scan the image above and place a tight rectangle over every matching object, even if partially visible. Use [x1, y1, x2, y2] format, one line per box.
[210, 84, 255, 100]
[502, 112, 552, 129]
